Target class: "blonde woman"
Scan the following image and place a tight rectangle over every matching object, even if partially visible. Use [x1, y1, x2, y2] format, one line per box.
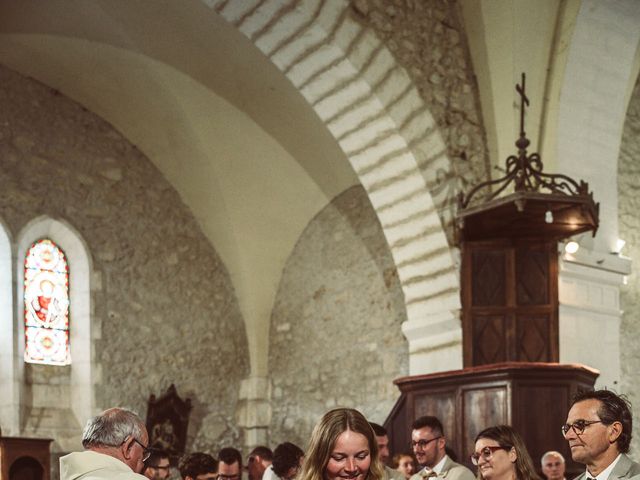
[298, 408, 384, 480]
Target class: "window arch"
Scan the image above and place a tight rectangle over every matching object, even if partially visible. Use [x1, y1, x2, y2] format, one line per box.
[17, 216, 95, 430]
[24, 239, 71, 365]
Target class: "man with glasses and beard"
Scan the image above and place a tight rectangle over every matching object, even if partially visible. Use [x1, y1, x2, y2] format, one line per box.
[409, 416, 474, 480]
[143, 450, 172, 480]
[60, 408, 150, 480]
[562, 390, 640, 480]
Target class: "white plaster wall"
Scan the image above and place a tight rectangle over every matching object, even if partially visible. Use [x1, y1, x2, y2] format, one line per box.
[558, 255, 629, 389]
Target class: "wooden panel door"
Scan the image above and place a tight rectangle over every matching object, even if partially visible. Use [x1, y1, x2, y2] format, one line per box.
[462, 240, 558, 367]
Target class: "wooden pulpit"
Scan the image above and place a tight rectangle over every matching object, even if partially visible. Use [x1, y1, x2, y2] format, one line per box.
[385, 362, 598, 476]
[0, 437, 53, 480]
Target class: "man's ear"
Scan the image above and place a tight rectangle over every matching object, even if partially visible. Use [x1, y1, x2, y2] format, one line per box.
[608, 422, 623, 444]
[121, 436, 135, 460]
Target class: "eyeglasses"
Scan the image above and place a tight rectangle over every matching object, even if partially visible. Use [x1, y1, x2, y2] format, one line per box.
[470, 446, 510, 466]
[411, 436, 442, 450]
[131, 437, 152, 462]
[218, 475, 240, 480]
[561, 420, 603, 436]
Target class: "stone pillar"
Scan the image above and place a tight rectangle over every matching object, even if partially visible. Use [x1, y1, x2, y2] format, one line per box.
[0, 226, 19, 435]
[558, 245, 630, 389]
[236, 376, 271, 451]
[401, 311, 463, 375]
[401, 245, 463, 375]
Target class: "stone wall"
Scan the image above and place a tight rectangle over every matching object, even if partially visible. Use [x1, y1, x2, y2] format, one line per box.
[0, 64, 249, 453]
[618, 73, 640, 456]
[350, 0, 490, 234]
[269, 185, 408, 447]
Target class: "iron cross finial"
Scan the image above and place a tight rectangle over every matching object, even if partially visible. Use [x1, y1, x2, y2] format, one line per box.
[515, 72, 529, 137]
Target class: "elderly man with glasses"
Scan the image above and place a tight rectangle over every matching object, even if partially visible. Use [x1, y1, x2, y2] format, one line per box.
[60, 407, 151, 480]
[562, 389, 640, 480]
[409, 416, 474, 480]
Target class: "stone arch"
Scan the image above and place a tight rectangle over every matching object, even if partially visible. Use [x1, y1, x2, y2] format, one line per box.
[16, 215, 94, 446]
[556, 0, 640, 254]
[207, 0, 462, 370]
[0, 219, 16, 434]
[552, 0, 639, 390]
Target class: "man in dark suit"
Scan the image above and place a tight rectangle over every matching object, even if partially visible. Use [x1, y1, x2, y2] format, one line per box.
[563, 390, 640, 480]
[409, 416, 474, 480]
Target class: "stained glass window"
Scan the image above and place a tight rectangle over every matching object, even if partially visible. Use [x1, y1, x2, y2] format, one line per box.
[24, 239, 70, 365]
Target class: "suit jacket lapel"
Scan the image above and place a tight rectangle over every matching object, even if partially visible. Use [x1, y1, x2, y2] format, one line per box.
[439, 456, 453, 478]
[609, 454, 631, 480]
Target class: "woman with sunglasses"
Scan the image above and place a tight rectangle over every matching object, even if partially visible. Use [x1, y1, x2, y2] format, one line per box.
[298, 408, 385, 480]
[472, 426, 540, 480]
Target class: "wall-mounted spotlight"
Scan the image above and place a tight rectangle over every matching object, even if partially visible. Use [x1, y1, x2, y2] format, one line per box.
[613, 238, 626, 255]
[564, 240, 579, 254]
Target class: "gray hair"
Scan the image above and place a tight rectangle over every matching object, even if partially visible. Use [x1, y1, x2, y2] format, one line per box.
[82, 408, 146, 448]
[541, 451, 565, 466]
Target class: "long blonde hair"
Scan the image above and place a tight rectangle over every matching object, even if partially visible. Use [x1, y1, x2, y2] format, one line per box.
[298, 408, 384, 480]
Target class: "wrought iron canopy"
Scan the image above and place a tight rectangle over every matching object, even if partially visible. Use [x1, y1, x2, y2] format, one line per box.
[456, 73, 599, 242]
